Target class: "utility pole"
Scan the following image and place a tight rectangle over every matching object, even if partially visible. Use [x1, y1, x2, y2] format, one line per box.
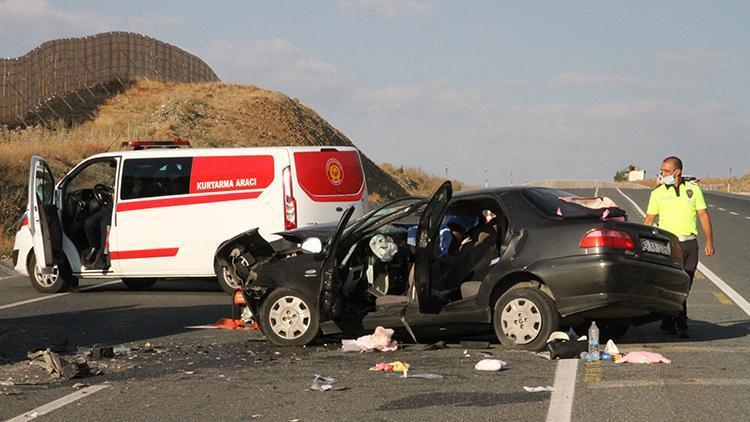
[510, 171, 514, 186]
[444, 166, 449, 180]
[484, 168, 488, 188]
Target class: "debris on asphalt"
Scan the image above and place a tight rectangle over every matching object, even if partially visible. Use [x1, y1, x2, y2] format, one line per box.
[547, 338, 588, 359]
[27, 348, 90, 379]
[309, 374, 336, 391]
[0, 379, 13, 387]
[341, 326, 398, 352]
[567, 327, 580, 341]
[90, 344, 114, 360]
[463, 350, 471, 358]
[370, 361, 410, 373]
[185, 317, 259, 330]
[523, 386, 554, 392]
[474, 359, 507, 371]
[72, 382, 89, 389]
[615, 351, 671, 364]
[604, 339, 620, 355]
[422, 341, 447, 351]
[533, 351, 552, 360]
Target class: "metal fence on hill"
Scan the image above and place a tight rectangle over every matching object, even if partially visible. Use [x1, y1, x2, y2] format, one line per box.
[0, 31, 220, 127]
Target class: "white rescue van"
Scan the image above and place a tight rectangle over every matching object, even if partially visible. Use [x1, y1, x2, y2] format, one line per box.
[12, 141, 369, 294]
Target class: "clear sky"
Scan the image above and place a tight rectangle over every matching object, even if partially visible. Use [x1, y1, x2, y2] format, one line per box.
[1, 0, 748, 185]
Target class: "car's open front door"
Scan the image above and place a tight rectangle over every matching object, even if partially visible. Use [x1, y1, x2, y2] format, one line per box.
[319, 206, 356, 319]
[28, 156, 63, 273]
[415, 181, 452, 313]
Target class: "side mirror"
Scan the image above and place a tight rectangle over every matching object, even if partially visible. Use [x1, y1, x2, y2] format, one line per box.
[300, 237, 322, 254]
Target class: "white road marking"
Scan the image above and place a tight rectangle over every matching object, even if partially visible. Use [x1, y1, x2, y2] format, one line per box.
[546, 359, 578, 422]
[730, 211, 738, 215]
[0, 275, 15, 281]
[617, 188, 750, 319]
[718, 207, 725, 211]
[697, 263, 750, 317]
[7, 384, 109, 421]
[708, 204, 714, 207]
[746, 216, 750, 220]
[615, 188, 647, 216]
[0, 280, 122, 311]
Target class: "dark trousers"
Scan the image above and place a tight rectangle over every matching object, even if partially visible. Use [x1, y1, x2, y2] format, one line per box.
[664, 239, 699, 330]
[83, 204, 113, 252]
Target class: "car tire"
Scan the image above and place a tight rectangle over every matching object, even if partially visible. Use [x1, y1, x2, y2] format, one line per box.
[121, 278, 157, 290]
[28, 253, 75, 294]
[493, 286, 559, 351]
[216, 259, 241, 295]
[260, 288, 320, 346]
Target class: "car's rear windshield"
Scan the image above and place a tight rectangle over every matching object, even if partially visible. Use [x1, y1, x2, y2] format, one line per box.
[522, 188, 574, 216]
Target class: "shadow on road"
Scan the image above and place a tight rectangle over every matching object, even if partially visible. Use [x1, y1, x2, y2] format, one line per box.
[0, 303, 228, 363]
[617, 319, 750, 345]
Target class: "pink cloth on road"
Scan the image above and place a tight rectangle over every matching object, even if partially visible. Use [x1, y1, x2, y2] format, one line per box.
[616, 351, 671, 364]
[341, 326, 398, 352]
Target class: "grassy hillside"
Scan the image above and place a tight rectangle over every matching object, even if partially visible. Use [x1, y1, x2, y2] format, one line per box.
[1, 80, 461, 256]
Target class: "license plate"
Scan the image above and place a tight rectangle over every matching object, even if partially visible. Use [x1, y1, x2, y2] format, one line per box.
[641, 238, 670, 256]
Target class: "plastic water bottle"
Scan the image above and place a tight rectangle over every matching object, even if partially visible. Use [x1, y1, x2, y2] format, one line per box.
[588, 321, 600, 359]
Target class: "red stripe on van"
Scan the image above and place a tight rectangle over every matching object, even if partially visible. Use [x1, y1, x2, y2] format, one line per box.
[190, 155, 275, 194]
[110, 248, 179, 260]
[294, 151, 365, 202]
[116, 191, 262, 212]
[21, 217, 28, 227]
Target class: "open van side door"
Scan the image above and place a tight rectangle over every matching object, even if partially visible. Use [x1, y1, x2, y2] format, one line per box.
[415, 181, 453, 313]
[28, 157, 63, 273]
[319, 206, 355, 319]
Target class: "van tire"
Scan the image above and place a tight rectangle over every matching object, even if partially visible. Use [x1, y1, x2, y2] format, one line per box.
[28, 253, 75, 294]
[216, 260, 241, 295]
[493, 286, 559, 351]
[260, 288, 320, 346]
[122, 278, 157, 290]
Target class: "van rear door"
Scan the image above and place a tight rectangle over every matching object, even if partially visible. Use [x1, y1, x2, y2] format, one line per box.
[291, 148, 367, 226]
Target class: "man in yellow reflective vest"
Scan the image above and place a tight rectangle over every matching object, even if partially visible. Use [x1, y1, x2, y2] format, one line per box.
[644, 156, 715, 338]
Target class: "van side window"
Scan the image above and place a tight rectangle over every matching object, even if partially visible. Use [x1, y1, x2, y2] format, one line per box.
[121, 157, 193, 200]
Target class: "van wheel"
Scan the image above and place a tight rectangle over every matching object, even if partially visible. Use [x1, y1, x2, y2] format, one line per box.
[216, 260, 241, 295]
[28, 253, 75, 294]
[261, 288, 319, 346]
[493, 286, 559, 351]
[122, 278, 157, 290]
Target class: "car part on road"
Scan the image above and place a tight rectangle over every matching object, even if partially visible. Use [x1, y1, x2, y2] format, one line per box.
[494, 286, 559, 351]
[27, 253, 76, 293]
[121, 278, 157, 290]
[261, 288, 319, 346]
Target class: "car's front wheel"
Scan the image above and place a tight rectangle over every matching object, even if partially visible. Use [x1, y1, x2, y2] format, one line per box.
[28, 253, 76, 294]
[215, 259, 241, 295]
[493, 286, 559, 351]
[260, 288, 319, 346]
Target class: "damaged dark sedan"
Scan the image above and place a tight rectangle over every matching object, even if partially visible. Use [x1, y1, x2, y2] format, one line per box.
[216, 182, 691, 351]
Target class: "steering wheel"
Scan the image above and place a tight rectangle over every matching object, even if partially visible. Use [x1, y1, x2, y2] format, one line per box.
[93, 184, 113, 206]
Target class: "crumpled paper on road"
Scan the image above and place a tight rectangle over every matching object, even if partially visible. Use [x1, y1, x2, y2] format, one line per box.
[341, 326, 398, 352]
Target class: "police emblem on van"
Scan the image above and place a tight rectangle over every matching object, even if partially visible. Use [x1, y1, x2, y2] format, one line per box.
[326, 158, 344, 186]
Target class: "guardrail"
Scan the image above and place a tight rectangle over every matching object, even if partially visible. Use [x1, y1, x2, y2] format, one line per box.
[0, 31, 219, 127]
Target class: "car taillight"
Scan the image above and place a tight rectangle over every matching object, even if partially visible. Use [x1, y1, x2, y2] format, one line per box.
[282, 166, 297, 230]
[580, 229, 634, 250]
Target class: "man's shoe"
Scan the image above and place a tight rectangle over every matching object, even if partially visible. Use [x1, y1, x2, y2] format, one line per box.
[83, 247, 97, 266]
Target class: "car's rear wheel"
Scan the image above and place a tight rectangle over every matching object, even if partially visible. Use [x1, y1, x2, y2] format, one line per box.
[216, 259, 241, 295]
[28, 253, 76, 294]
[260, 288, 319, 346]
[121, 278, 157, 290]
[493, 286, 559, 351]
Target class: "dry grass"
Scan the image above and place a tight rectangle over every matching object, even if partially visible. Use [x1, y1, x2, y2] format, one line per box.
[379, 162, 474, 197]
[633, 174, 750, 193]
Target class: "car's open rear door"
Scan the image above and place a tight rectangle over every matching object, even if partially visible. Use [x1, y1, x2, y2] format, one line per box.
[319, 206, 355, 319]
[415, 181, 452, 313]
[28, 156, 63, 273]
